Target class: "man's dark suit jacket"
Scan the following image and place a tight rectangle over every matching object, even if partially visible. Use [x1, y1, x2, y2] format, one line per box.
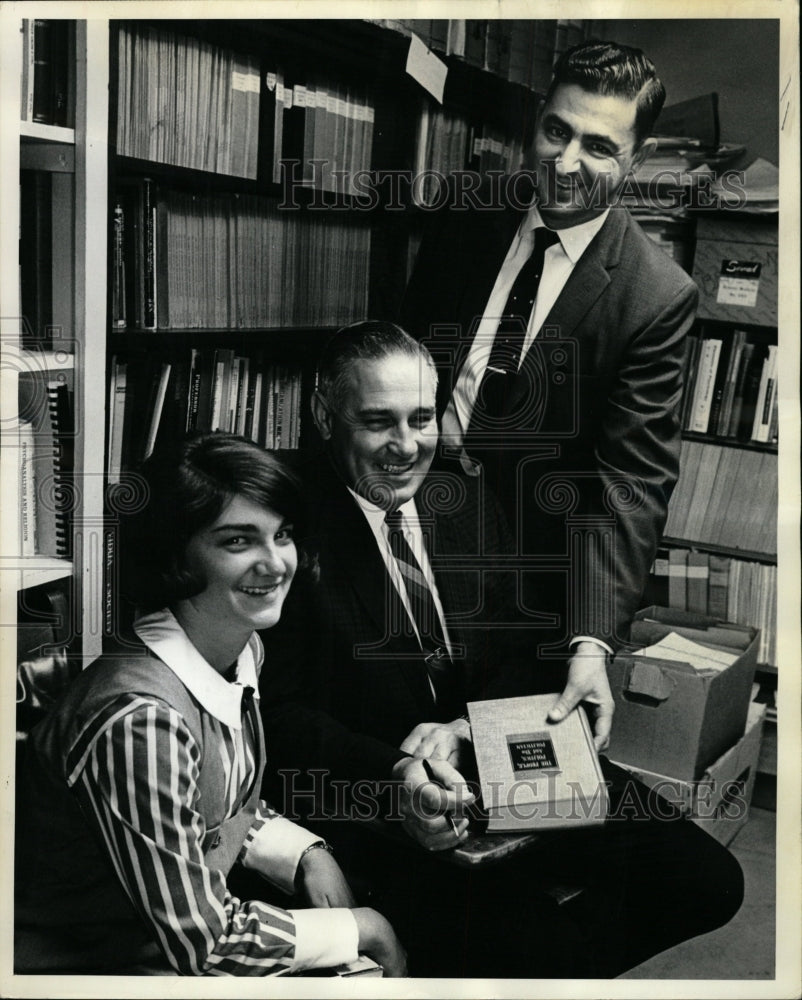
[261, 453, 529, 802]
[400, 200, 699, 652]
[259, 454, 743, 979]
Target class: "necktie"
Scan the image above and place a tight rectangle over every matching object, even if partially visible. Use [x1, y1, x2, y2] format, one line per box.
[384, 509, 458, 709]
[470, 225, 560, 426]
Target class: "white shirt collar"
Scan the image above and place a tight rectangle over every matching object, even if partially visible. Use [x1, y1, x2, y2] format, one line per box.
[132, 607, 262, 730]
[524, 204, 610, 265]
[346, 486, 418, 528]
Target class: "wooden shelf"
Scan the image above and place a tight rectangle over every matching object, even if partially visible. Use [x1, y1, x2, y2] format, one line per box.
[0, 556, 73, 591]
[20, 120, 75, 144]
[681, 431, 778, 454]
[661, 537, 776, 565]
[108, 326, 336, 356]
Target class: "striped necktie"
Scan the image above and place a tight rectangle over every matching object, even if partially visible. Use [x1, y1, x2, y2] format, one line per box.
[470, 225, 560, 426]
[384, 509, 458, 709]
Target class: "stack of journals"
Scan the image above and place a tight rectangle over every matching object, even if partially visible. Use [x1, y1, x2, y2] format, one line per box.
[113, 181, 371, 330]
[468, 122, 524, 175]
[268, 70, 374, 192]
[107, 353, 303, 480]
[682, 330, 777, 443]
[412, 105, 470, 207]
[117, 24, 260, 179]
[650, 550, 776, 667]
[664, 440, 777, 555]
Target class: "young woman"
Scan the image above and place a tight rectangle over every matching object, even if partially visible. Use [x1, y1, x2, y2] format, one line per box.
[15, 432, 405, 977]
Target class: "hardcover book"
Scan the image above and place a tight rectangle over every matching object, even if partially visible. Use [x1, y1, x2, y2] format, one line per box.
[467, 695, 608, 832]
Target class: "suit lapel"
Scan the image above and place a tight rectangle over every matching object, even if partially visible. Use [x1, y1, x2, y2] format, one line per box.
[506, 208, 627, 417]
[543, 207, 626, 338]
[316, 462, 435, 711]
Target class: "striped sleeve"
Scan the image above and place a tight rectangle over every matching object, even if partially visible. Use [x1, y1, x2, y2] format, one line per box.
[69, 695, 299, 976]
[240, 800, 321, 894]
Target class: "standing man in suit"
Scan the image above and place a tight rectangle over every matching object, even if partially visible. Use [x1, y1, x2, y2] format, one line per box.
[401, 40, 699, 749]
[261, 321, 742, 979]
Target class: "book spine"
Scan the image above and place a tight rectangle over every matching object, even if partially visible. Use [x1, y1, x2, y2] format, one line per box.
[19, 419, 37, 556]
[142, 363, 172, 461]
[141, 179, 157, 330]
[112, 204, 127, 329]
[108, 362, 127, 483]
[753, 345, 777, 443]
[22, 20, 34, 121]
[686, 551, 709, 615]
[668, 547, 688, 611]
[689, 338, 722, 433]
[736, 345, 765, 440]
[32, 19, 53, 124]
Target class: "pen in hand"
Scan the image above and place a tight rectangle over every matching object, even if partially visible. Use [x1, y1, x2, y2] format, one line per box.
[421, 758, 461, 838]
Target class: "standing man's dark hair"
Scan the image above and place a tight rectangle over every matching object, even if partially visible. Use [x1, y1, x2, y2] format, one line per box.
[546, 40, 666, 144]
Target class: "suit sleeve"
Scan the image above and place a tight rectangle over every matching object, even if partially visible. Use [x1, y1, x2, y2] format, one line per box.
[259, 576, 407, 812]
[582, 278, 698, 649]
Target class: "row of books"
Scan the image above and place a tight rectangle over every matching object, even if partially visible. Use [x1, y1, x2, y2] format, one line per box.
[651, 549, 776, 666]
[412, 106, 470, 207]
[112, 180, 371, 330]
[20, 19, 74, 127]
[682, 331, 778, 443]
[664, 439, 777, 556]
[17, 375, 74, 559]
[268, 71, 375, 192]
[412, 107, 524, 207]
[116, 23, 260, 179]
[107, 352, 304, 480]
[369, 19, 587, 92]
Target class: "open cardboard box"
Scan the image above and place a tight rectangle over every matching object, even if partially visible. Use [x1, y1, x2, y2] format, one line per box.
[607, 606, 759, 780]
[611, 701, 766, 846]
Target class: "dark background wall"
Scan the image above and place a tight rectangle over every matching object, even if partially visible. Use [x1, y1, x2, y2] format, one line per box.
[594, 19, 780, 166]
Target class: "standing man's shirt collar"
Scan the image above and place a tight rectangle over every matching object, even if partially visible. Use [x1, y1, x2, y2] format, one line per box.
[524, 204, 610, 265]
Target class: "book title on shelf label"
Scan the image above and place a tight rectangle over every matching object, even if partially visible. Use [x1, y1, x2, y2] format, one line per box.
[506, 733, 560, 775]
[716, 259, 762, 308]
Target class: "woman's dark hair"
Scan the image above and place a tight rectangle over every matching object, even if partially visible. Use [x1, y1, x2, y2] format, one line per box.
[122, 432, 310, 613]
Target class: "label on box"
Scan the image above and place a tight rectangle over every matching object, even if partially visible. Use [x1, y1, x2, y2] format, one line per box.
[716, 259, 761, 307]
[506, 732, 560, 774]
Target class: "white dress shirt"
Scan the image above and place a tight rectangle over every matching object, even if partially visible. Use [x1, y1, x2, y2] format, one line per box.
[441, 205, 609, 447]
[440, 205, 612, 657]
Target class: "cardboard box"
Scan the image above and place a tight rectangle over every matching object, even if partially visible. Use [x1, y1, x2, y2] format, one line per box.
[613, 701, 766, 846]
[692, 214, 777, 327]
[607, 606, 759, 780]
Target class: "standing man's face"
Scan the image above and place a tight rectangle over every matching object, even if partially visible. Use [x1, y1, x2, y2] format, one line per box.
[533, 82, 655, 229]
[313, 352, 438, 511]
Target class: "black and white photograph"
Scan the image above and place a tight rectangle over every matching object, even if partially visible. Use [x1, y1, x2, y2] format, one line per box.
[1, 1, 799, 997]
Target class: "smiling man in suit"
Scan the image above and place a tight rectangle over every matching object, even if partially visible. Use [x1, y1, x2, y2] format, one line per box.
[260, 321, 742, 979]
[401, 39, 699, 750]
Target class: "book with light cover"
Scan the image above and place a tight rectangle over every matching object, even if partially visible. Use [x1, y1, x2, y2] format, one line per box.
[467, 694, 609, 832]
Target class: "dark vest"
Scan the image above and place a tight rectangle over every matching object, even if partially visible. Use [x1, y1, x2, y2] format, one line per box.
[15, 644, 265, 973]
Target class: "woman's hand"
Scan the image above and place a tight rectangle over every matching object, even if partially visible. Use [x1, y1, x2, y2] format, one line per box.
[352, 908, 408, 977]
[296, 846, 356, 907]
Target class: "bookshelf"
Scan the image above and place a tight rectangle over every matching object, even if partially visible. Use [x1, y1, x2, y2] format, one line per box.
[103, 18, 580, 476]
[1, 19, 108, 668]
[650, 211, 778, 671]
